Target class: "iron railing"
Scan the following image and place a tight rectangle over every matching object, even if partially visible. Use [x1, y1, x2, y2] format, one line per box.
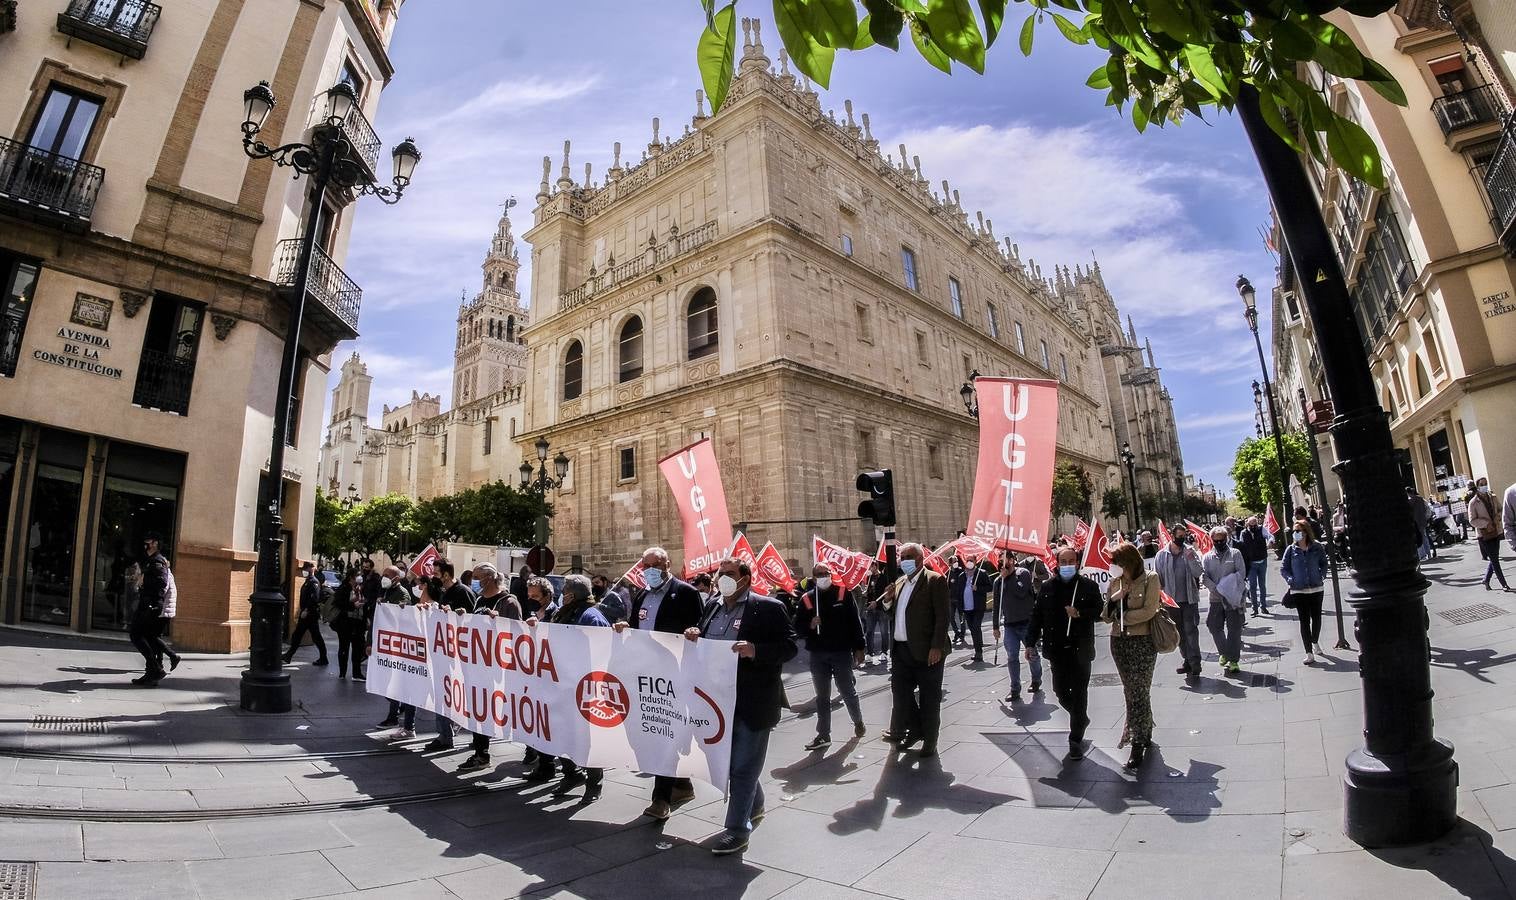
[273, 238, 362, 338]
[132, 348, 195, 415]
[559, 220, 718, 312]
[308, 93, 381, 178]
[1, 309, 25, 378]
[1486, 114, 1516, 254]
[0, 135, 104, 231]
[1430, 84, 1503, 137]
[57, 0, 161, 59]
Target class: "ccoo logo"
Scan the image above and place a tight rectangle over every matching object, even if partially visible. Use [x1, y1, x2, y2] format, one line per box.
[576, 671, 630, 727]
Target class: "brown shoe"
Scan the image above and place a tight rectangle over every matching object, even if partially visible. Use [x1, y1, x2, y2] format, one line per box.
[670, 785, 697, 806]
[644, 800, 672, 820]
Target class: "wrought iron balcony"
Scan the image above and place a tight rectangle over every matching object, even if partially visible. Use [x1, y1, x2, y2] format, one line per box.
[132, 348, 195, 416]
[57, 0, 161, 59]
[1487, 113, 1516, 256]
[273, 238, 361, 341]
[307, 92, 381, 181]
[1430, 84, 1502, 137]
[0, 135, 104, 232]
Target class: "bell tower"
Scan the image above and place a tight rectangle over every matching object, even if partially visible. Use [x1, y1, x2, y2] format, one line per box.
[454, 199, 530, 404]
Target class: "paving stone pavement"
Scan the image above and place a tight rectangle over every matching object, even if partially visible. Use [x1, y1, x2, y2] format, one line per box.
[3, 543, 1516, 898]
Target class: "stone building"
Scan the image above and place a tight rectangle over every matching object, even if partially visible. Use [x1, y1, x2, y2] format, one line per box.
[318, 204, 528, 502]
[0, 0, 406, 649]
[514, 21, 1180, 573]
[1271, 7, 1516, 502]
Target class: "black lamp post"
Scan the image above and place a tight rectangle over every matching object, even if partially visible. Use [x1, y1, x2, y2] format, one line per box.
[1236, 85, 1455, 846]
[1252, 380, 1267, 438]
[238, 80, 418, 714]
[1239, 275, 1293, 524]
[1120, 442, 1139, 535]
[519, 436, 570, 546]
[959, 369, 981, 418]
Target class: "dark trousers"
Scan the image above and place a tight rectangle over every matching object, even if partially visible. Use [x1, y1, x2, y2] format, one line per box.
[470, 731, 490, 760]
[888, 642, 944, 747]
[964, 607, 985, 657]
[1045, 647, 1092, 743]
[1295, 591, 1324, 649]
[335, 618, 362, 676]
[129, 615, 170, 675]
[652, 775, 694, 803]
[808, 650, 862, 738]
[287, 610, 327, 660]
[1481, 536, 1510, 588]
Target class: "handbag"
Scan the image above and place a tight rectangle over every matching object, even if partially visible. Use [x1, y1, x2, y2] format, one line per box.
[1281, 589, 1297, 610]
[1149, 606, 1180, 654]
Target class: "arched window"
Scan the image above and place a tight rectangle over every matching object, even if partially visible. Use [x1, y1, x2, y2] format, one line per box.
[619, 316, 644, 382]
[507, 316, 516, 341]
[687, 288, 718, 360]
[562, 340, 584, 401]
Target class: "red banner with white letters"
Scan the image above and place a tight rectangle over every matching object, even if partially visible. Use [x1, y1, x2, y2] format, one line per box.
[657, 438, 734, 577]
[811, 536, 872, 590]
[754, 542, 796, 593]
[727, 532, 771, 593]
[965, 378, 1060, 554]
[1184, 519, 1215, 555]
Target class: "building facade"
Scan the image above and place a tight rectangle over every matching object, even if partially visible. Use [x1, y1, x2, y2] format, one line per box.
[0, 0, 405, 649]
[512, 22, 1182, 574]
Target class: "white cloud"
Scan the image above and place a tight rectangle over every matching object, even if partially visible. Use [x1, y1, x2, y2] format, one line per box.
[1179, 410, 1256, 431]
[351, 347, 455, 418]
[410, 75, 602, 130]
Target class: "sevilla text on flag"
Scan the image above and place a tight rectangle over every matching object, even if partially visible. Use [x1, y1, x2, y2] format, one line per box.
[965, 378, 1059, 554]
[657, 438, 735, 577]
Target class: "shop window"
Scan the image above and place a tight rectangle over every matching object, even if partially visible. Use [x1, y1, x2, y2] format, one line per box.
[687, 288, 718, 360]
[22, 429, 87, 627]
[0, 253, 40, 378]
[132, 293, 204, 416]
[90, 441, 184, 632]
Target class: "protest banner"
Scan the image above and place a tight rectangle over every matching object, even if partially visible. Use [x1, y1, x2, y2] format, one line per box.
[754, 541, 796, 593]
[811, 535, 872, 589]
[1185, 519, 1215, 555]
[409, 543, 440, 580]
[965, 378, 1060, 553]
[369, 604, 737, 788]
[657, 438, 734, 577]
[1080, 519, 1116, 594]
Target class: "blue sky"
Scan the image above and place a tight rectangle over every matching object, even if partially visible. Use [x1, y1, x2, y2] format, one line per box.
[336, 1, 1280, 495]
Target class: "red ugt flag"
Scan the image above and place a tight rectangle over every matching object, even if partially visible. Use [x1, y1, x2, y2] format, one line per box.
[1184, 519, 1215, 555]
[728, 533, 771, 593]
[1157, 520, 1175, 549]
[657, 438, 735, 577]
[409, 543, 439, 580]
[965, 378, 1060, 553]
[812, 536, 872, 590]
[754, 542, 796, 593]
[1263, 504, 1281, 539]
[618, 560, 648, 590]
[1073, 519, 1091, 550]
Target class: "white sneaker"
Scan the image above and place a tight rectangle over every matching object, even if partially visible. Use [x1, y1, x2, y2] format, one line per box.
[1304, 652, 1315, 666]
[390, 728, 416, 741]
[1316, 644, 1328, 656]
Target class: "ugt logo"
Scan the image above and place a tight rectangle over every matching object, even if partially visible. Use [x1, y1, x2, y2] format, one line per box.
[576, 671, 629, 728]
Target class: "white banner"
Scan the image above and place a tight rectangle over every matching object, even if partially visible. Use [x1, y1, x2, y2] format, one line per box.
[368, 605, 738, 788]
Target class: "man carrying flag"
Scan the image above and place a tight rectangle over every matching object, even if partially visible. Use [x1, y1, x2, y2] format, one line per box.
[794, 561, 867, 750]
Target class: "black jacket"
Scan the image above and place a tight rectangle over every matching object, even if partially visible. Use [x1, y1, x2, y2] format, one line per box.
[137, 552, 171, 618]
[992, 568, 1037, 626]
[948, 564, 993, 610]
[475, 590, 522, 620]
[441, 581, 475, 614]
[793, 585, 865, 653]
[299, 574, 321, 612]
[630, 576, 705, 634]
[701, 593, 797, 730]
[1025, 574, 1104, 659]
[1238, 525, 1269, 565]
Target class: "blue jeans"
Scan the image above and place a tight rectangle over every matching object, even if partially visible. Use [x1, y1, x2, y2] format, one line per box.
[432, 713, 455, 747]
[809, 650, 862, 738]
[1246, 560, 1269, 612]
[1001, 621, 1042, 692]
[724, 719, 771, 833]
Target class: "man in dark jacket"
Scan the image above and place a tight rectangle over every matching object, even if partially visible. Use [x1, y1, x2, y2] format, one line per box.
[1238, 516, 1271, 615]
[130, 532, 178, 686]
[794, 562, 866, 750]
[691, 557, 796, 856]
[883, 543, 950, 757]
[449, 563, 522, 766]
[523, 573, 611, 800]
[617, 546, 707, 820]
[991, 555, 1042, 703]
[284, 561, 329, 666]
[949, 556, 993, 661]
[1025, 546, 1104, 760]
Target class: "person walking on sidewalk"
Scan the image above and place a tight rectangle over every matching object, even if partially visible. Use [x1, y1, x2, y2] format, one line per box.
[332, 567, 364, 679]
[1505, 479, 1516, 559]
[1202, 526, 1247, 677]
[1104, 542, 1162, 769]
[284, 561, 329, 666]
[949, 556, 992, 662]
[863, 562, 895, 667]
[1025, 547, 1103, 760]
[1469, 477, 1512, 591]
[991, 554, 1041, 704]
[1409, 486, 1435, 561]
[130, 532, 181, 686]
[1238, 515, 1271, 615]
[795, 562, 867, 750]
[1281, 520, 1330, 664]
[1154, 528, 1203, 686]
[881, 543, 951, 758]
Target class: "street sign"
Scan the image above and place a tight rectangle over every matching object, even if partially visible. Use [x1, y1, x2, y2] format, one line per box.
[526, 545, 556, 575]
[1306, 399, 1334, 432]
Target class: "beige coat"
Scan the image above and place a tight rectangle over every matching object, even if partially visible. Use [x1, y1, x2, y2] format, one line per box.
[1103, 570, 1162, 636]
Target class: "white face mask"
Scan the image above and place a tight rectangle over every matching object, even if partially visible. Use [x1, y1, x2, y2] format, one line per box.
[411, 585, 423, 599]
[717, 575, 740, 597]
[816, 576, 833, 590]
[380, 576, 393, 589]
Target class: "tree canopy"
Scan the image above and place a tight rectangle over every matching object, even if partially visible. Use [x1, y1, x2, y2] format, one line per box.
[696, 0, 1402, 185]
[1229, 431, 1313, 512]
[1051, 461, 1095, 518]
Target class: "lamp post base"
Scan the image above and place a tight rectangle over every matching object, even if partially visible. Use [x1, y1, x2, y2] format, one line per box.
[239, 669, 292, 713]
[1344, 740, 1458, 847]
[240, 585, 292, 713]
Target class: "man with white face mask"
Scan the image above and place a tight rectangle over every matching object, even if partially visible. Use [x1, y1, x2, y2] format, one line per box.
[615, 546, 705, 820]
[881, 543, 950, 758]
[794, 562, 867, 750]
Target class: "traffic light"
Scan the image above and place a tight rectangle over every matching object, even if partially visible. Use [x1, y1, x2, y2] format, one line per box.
[856, 469, 896, 527]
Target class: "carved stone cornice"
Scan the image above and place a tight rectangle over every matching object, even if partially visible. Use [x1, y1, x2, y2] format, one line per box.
[120, 290, 149, 318]
[211, 313, 238, 341]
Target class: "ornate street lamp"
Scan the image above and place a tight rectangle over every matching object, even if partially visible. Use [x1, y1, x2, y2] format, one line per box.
[238, 81, 419, 714]
[1252, 380, 1266, 438]
[1239, 275, 1293, 524]
[521, 438, 569, 547]
[1119, 442, 1139, 535]
[959, 369, 981, 418]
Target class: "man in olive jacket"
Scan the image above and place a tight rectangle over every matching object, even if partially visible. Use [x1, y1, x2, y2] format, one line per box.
[882, 542, 951, 758]
[1025, 546, 1105, 760]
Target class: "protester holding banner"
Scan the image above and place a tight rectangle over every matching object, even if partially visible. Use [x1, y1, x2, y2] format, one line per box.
[620, 546, 706, 821]
[1202, 526, 1248, 677]
[795, 563, 868, 750]
[1025, 547, 1104, 760]
[1103, 543, 1162, 770]
[374, 567, 417, 731]
[991, 554, 1041, 703]
[691, 557, 797, 856]
[881, 543, 950, 758]
[1154, 529, 1203, 685]
[521, 574, 611, 800]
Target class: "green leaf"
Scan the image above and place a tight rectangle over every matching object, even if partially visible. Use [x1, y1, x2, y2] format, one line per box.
[1272, 20, 1314, 61]
[700, 0, 716, 30]
[1086, 63, 1111, 89]
[697, 3, 737, 113]
[926, 0, 987, 73]
[1308, 20, 1367, 78]
[1325, 114, 1384, 188]
[1051, 12, 1087, 44]
[1183, 43, 1226, 100]
[1256, 88, 1304, 152]
[854, 14, 877, 49]
[863, 0, 904, 49]
[911, 20, 954, 73]
[773, 0, 837, 85]
[978, 0, 1007, 47]
[1102, 0, 1164, 70]
[1359, 58, 1407, 106]
[1142, 0, 1198, 43]
[1019, 13, 1035, 56]
[1131, 96, 1150, 132]
[808, 0, 860, 49]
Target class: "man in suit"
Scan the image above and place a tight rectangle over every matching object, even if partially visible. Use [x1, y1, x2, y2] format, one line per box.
[1025, 546, 1105, 760]
[949, 555, 993, 661]
[615, 546, 706, 820]
[688, 556, 796, 855]
[882, 542, 950, 757]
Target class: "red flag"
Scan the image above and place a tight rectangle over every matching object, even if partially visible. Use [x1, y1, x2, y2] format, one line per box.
[1161, 590, 1178, 608]
[924, 538, 955, 575]
[1263, 505, 1280, 539]
[1184, 519, 1214, 555]
[951, 535, 995, 565]
[965, 378, 1060, 553]
[875, 538, 889, 563]
[1073, 519, 1091, 550]
[812, 536, 872, 590]
[408, 543, 439, 580]
[754, 542, 796, 593]
[618, 560, 648, 590]
[1157, 520, 1175, 548]
[1080, 520, 1112, 571]
[727, 532, 771, 593]
[657, 438, 735, 577]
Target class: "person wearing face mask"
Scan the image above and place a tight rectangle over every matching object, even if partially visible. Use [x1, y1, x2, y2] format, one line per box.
[1467, 476, 1511, 591]
[991, 553, 1040, 703]
[1154, 527, 1203, 685]
[1202, 525, 1247, 677]
[1281, 519, 1330, 664]
[373, 566, 416, 730]
[616, 546, 705, 820]
[1024, 546, 1104, 760]
[795, 563, 867, 750]
[331, 566, 363, 680]
[881, 543, 951, 758]
[688, 557, 797, 856]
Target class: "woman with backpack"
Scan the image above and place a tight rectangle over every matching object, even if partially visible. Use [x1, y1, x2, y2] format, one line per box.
[1103, 542, 1163, 770]
[1281, 519, 1330, 665]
